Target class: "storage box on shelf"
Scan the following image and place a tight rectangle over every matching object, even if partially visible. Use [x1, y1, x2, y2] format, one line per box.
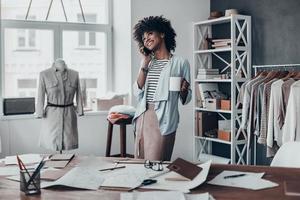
[193, 15, 251, 164]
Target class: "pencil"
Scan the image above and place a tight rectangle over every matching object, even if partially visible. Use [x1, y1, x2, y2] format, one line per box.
[99, 165, 126, 171]
[17, 155, 39, 189]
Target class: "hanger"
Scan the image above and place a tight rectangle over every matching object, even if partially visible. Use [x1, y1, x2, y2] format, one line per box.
[254, 70, 268, 79]
[293, 71, 300, 80]
[263, 69, 280, 80]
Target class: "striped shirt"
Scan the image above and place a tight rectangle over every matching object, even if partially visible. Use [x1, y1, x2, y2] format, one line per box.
[146, 59, 169, 102]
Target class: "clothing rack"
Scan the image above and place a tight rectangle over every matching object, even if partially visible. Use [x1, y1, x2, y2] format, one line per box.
[251, 64, 300, 165]
[253, 64, 300, 76]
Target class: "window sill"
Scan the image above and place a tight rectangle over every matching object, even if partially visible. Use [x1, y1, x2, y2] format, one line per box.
[75, 47, 100, 51]
[0, 110, 108, 121]
[14, 48, 40, 52]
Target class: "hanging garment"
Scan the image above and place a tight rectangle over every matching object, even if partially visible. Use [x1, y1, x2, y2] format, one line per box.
[240, 75, 265, 130]
[282, 80, 300, 143]
[36, 66, 84, 151]
[278, 78, 296, 128]
[267, 79, 284, 157]
[254, 82, 265, 137]
[257, 79, 278, 144]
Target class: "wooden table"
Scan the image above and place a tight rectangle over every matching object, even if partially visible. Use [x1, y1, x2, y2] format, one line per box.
[1, 157, 299, 200]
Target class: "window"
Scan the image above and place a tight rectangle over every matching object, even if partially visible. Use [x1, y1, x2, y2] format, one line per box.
[16, 16, 37, 50]
[17, 29, 37, 49]
[4, 28, 54, 99]
[1, 0, 109, 24]
[17, 79, 37, 97]
[77, 14, 97, 47]
[1, 0, 112, 113]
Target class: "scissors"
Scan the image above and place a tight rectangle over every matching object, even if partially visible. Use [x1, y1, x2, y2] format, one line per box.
[128, 179, 157, 191]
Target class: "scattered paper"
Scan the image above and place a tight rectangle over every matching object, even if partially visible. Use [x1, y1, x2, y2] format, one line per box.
[0, 166, 20, 176]
[101, 163, 165, 189]
[208, 170, 278, 190]
[121, 191, 214, 200]
[5, 175, 19, 182]
[42, 167, 104, 190]
[143, 160, 211, 193]
[5, 154, 42, 165]
[5, 168, 61, 182]
[101, 161, 211, 193]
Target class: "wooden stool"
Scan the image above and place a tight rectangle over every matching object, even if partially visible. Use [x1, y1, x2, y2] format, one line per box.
[105, 117, 133, 157]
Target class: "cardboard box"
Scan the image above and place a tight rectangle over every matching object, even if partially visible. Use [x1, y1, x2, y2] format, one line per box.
[92, 97, 123, 111]
[221, 100, 231, 110]
[218, 120, 231, 130]
[218, 130, 231, 141]
[205, 98, 221, 110]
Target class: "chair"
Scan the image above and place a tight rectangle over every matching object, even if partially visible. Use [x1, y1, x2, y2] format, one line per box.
[105, 117, 133, 157]
[271, 142, 300, 167]
[105, 105, 135, 158]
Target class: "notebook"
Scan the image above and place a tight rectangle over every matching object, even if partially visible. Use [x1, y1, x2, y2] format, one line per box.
[167, 158, 202, 180]
[44, 154, 75, 169]
[284, 181, 300, 196]
[49, 154, 75, 161]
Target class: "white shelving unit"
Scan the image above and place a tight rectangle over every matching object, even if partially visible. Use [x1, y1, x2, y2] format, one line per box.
[193, 15, 251, 165]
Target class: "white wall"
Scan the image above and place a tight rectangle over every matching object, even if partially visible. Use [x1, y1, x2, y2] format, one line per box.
[0, 0, 210, 161]
[0, 114, 135, 158]
[113, 0, 132, 99]
[131, 0, 210, 160]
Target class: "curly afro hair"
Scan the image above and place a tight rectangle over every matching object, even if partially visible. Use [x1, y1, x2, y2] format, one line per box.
[133, 16, 176, 53]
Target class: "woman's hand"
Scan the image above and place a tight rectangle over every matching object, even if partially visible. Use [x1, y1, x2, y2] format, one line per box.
[139, 47, 152, 69]
[180, 78, 190, 92]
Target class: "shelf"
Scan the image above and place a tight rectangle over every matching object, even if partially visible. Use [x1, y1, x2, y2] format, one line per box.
[194, 48, 231, 54]
[195, 107, 232, 114]
[194, 16, 232, 26]
[195, 78, 247, 83]
[193, 14, 251, 165]
[195, 136, 231, 144]
[195, 107, 243, 114]
[193, 14, 249, 26]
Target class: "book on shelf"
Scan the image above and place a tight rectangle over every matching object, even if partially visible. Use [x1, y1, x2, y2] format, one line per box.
[198, 68, 219, 72]
[212, 38, 231, 43]
[197, 74, 221, 79]
[213, 45, 231, 49]
[197, 70, 219, 75]
[212, 42, 231, 48]
[195, 83, 202, 107]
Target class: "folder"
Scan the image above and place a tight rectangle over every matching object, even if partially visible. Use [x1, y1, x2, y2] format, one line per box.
[167, 158, 202, 180]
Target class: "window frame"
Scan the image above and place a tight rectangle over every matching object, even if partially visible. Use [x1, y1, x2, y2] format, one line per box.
[0, 1, 113, 116]
[77, 13, 98, 49]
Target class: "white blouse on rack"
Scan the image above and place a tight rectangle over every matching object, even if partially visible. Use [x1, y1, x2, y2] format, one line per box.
[282, 80, 300, 143]
[267, 79, 284, 156]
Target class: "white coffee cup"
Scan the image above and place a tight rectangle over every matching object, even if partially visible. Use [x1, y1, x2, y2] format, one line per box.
[169, 77, 182, 91]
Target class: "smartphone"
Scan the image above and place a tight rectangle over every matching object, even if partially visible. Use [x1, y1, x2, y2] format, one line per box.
[143, 46, 152, 56]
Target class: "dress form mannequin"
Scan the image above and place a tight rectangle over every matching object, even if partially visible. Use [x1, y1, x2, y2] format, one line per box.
[54, 58, 67, 71]
[37, 57, 84, 153]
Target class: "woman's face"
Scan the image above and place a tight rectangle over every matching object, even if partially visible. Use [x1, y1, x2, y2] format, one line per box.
[142, 31, 164, 51]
